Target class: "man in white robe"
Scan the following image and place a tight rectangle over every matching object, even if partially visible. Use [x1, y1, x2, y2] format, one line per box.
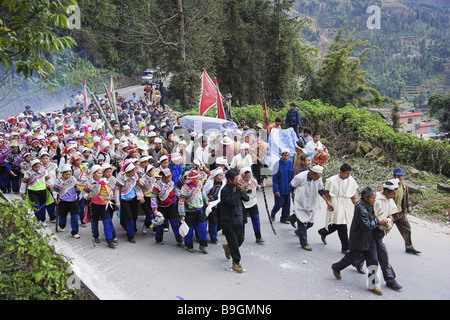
[318, 164, 358, 253]
[290, 165, 334, 251]
[229, 143, 252, 171]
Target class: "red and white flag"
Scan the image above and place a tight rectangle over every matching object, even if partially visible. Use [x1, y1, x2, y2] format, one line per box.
[109, 75, 115, 101]
[199, 69, 218, 116]
[214, 77, 225, 120]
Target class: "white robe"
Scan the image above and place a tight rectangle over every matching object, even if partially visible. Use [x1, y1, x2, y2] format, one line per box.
[291, 170, 324, 223]
[324, 174, 358, 229]
[374, 192, 397, 233]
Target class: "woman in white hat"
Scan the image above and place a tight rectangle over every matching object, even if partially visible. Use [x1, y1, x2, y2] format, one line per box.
[203, 167, 226, 244]
[167, 152, 183, 185]
[52, 164, 80, 238]
[115, 159, 139, 243]
[135, 165, 156, 233]
[20, 159, 54, 226]
[239, 167, 264, 243]
[40, 151, 59, 223]
[229, 142, 252, 171]
[149, 168, 183, 246]
[102, 162, 118, 243]
[83, 165, 117, 248]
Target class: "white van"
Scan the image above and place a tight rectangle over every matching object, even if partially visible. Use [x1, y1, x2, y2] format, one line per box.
[141, 69, 157, 85]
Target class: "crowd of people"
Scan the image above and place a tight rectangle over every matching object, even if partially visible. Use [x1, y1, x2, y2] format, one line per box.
[0, 90, 421, 293]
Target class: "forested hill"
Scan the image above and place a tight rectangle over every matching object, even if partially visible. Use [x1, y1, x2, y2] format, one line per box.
[292, 0, 450, 110]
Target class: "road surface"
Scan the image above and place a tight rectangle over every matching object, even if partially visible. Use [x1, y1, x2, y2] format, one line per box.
[3, 181, 449, 301]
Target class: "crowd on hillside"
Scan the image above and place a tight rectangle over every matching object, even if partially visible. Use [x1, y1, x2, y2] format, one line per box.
[0, 88, 420, 292]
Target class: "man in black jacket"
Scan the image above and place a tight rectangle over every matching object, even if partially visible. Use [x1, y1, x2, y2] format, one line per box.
[331, 186, 389, 295]
[220, 168, 249, 273]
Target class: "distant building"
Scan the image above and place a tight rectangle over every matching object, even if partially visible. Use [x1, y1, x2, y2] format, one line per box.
[419, 122, 437, 134]
[397, 111, 423, 134]
[396, 111, 437, 135]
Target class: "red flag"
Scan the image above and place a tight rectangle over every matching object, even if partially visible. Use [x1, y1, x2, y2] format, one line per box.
[214, 77, 225, 120]
[199, 69, 218, 116]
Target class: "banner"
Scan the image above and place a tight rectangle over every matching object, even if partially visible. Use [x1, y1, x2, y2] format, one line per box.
[214, 77, 225, 120]
[199, 69, 218, 116]
[109, 75, 115, 101]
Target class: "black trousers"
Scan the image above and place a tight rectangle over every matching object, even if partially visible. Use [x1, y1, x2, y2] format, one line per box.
[319, 224, 349, 251]
[222, 220, 244, 265]
[332, 238, 380, 286]
[353, 228, 397, 285]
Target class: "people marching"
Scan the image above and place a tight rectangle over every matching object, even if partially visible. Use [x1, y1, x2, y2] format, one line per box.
[0, 93, 421, 293]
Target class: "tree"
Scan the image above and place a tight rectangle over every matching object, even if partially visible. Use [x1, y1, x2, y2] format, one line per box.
[428, 93, 450, 137]
[0, 0, 78, 108]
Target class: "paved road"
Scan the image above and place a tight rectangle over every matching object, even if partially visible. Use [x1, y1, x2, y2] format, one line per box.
[36, 84, 151, 115]
[3, 181, 449, 301]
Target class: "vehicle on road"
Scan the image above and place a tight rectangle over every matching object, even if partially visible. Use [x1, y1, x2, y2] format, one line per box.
[141, 68, 157, 85]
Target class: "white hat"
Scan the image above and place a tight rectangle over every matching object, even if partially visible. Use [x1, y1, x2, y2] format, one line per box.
[101, 162, 115, 172]
[90, 165, 102, 176]
[169, 152, 182, 164]
[112, 139, 120, 145]
[124, 163, 135, 172]
[215, 157, 228, 166]
[240, 142, 250, 150]
[281, 148, 290, 155]
[383, 178, 399, 190]
[154, 137, 162, 144]
[159, 155, 168, 163]
[310, 165, 323, 174]
[145, 165, 155, 173]
[123, 125, 130, 130]
[93, 136, 101, 142]
[148, 132, 157, 138]
[61, 164, 72, 173]
[140, 156, 150, 163]
[136, 140, 149, 150]
[221, 136, 233, 146]
[31, 159, 41, 167]
[100, 141, 110, 149]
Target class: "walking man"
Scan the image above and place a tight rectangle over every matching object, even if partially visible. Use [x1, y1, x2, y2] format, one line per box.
[290, 165, 334, 250]
[392, 167, 421, 255]
[271, 148, 293, 224]
[331, 186, 388, 296]
[220, 168, 249, 273]
[318, 164, 359, 253]
[285, 102, 301, 138]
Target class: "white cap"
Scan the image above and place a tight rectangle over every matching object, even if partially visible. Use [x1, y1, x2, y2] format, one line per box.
[310, 165, 323, 174]
[383, 178, 399, 190]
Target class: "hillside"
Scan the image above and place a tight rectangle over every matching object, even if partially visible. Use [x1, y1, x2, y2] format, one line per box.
[291, 0, 450, 113]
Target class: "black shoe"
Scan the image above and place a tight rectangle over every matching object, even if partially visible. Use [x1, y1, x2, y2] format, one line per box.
[318, 229, 327, 245]
[128, 238, 136, 243]
[355, 266, 365, 274]
[406, 247, 421, 255]
[386, 282, 403, 290]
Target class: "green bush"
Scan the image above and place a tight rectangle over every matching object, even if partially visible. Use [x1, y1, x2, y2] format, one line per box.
[0, 200, 76, 300]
